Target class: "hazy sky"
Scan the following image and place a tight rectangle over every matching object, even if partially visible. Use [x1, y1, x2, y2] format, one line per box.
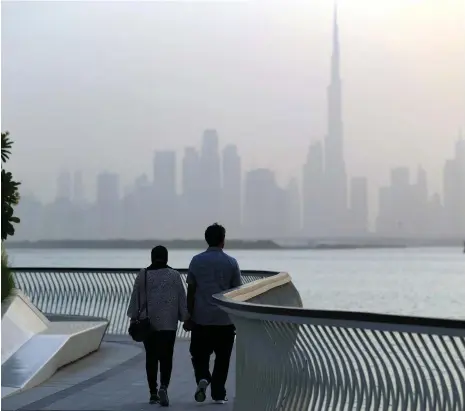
[2, 0, 464, 210]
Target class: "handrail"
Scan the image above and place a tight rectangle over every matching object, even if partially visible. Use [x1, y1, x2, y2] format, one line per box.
[214, 272, 465, 411]
[215, 283, 465, 334]
[11, 267, 277, 336]
[11, 267, 280, 276]
[224, 272, 292, 301]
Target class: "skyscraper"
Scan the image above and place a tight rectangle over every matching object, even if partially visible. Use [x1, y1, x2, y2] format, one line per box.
[284, 178, 301, 237]
[96, 172, 120, 239]
[73, 170, 85, 206]
[153, 151, 176, 198]
[243, 168, 279, 239]
[199, 129, 222, 225]
[302, 141, 325, 237]
[443, 134, 465, 236]
[56, 170, 72, 201]
[222, 144, 242, 238]
[350, 177, 368, 235]
[390, 167, 412, 236]
[455, 136, 465, 235]
[323, 5, 348, 236]
[153, 151, 177, 238]
[412, 166, 428, 235]
[376, 186, 392, 235]
[181, 147, 201, 238]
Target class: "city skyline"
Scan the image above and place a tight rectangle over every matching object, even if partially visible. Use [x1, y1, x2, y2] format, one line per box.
[3, 1, 464, 240]
[12, 128, 465, 241]
[2, 1, 464, 208]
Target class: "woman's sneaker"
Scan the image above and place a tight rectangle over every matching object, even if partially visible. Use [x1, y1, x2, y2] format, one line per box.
[194, 379, 209, 402]
[149, 392, 160, 404]
[213, 397, 228, 404]
[158, 386, 169, 407]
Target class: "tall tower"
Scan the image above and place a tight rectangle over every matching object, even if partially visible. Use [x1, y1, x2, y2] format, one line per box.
[222, 145, 242, 237]
[199, 129, 222, 224]
[324, 3, 348, 236]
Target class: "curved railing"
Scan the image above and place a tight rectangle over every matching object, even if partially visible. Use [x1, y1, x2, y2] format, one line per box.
[215, 273, 465, 411]
[11, 267, 276, 336]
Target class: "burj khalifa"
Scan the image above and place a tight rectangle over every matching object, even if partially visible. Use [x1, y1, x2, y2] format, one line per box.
[323, 4, 348, 235]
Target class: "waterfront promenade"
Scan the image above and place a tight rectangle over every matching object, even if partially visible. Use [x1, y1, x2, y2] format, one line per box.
[6, 267, 465, 411]
[2, 336, 235, 411]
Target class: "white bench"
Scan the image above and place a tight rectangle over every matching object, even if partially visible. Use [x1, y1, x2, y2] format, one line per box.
[1, 290, 108, 398]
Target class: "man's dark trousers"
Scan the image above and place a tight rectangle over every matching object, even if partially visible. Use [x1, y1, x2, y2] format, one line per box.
[190, 324, 235, 400]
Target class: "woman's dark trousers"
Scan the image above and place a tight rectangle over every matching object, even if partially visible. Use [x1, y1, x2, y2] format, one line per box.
[143, 329, 177, 394]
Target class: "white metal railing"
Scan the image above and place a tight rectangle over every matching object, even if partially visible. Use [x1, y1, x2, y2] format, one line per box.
[12, 267, 276, 336]
[215, 273, 465, 411]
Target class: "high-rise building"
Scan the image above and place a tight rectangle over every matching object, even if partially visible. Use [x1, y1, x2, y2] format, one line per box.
[284, 178, 301, 237]
[73, 170, 85, 206]
[222, 145, 242, 238]
[376, 186, 392, 235]
[390, 167, 414, 236]
[182, 147, 200, 198]
[96, 172, 120, 239]
[350, 177, 368, 235]
[243, 168, 280, 239]
[153, 151, 176, 198]
[443, 135, 465, 236]
[56, 170, 72, 200]
[181, 147, 201, 238]
[454, 136, 465, 236]
[199, 129, 222, 225]
[153, 151, 177, 239]
[97, 172, 120, 205]
[323, 5, 348, 236]
[302, 141, 325, 237]
[427, 193, 443, 236]
[123, 174, 154, 239]
[412, 166, 428, 235]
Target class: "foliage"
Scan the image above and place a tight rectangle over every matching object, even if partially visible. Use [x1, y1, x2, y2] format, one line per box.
[2, 131, 13, 162]
[1, 248, 15, 302]
[1, 131, 21, 241]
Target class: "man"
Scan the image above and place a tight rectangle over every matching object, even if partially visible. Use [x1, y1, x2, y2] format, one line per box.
[184, 223, 242, 404]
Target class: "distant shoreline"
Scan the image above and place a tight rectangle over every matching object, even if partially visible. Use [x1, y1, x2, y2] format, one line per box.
[3, 239, 422, 250]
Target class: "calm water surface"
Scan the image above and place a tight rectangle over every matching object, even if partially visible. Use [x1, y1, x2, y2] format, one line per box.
[7, 247, 465, 320]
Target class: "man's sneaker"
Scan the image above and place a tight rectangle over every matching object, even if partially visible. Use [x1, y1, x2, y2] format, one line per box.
[213, 397, 228, 405]
[194, 379, 209, 402]
[158, 386, 169, 407]
[149, 392, 160, 404]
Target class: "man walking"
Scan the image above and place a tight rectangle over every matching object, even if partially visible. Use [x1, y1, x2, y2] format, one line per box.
[184, 223, 241, 404]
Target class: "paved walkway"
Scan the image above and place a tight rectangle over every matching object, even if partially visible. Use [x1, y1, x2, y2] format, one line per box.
[2, 336, 235, 411]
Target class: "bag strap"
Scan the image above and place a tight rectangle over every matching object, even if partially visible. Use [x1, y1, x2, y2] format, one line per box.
[144, 268, 149, 318]
[137, 269, 149, 319]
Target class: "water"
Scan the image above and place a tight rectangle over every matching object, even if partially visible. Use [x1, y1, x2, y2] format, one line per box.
[7, 247, 465, 320]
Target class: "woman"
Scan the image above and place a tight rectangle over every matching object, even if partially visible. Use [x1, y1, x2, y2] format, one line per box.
[127, 245, 188, 406]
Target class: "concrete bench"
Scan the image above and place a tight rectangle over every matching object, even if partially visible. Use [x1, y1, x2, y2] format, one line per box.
[1, 290, 108, 398]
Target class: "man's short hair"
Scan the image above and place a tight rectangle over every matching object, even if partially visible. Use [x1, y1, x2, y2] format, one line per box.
[204, 223, 226, 247]
[151, 245, 168, 263]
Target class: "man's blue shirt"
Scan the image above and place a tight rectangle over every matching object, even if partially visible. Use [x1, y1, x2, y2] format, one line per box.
[187, 247, 242, 325]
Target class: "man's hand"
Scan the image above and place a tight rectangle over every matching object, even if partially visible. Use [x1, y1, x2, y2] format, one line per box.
[183, 318, 195, 332]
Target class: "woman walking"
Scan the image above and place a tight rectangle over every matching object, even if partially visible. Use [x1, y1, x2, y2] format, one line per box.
[127, 246, 188, 406]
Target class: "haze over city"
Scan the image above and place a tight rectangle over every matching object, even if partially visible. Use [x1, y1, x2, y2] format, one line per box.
[1, 0, 464, 240]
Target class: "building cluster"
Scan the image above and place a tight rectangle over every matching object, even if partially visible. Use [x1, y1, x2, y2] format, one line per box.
[376, 140, 465, 237]
[13, 7, 465, 242]
[14, 131, 464, 241]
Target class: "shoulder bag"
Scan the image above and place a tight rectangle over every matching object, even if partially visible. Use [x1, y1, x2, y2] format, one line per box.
[128, 269, 152, 342]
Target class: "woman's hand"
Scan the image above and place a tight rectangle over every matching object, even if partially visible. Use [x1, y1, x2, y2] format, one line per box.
[183, 318, 195, 332]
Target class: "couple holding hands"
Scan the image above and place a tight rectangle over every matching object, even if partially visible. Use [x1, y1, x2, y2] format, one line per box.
[127, 223, 241, 407]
